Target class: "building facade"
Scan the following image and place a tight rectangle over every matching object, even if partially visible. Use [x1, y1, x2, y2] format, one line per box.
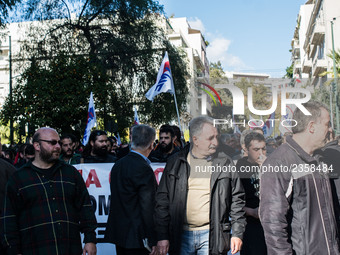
[292, 0, 340, 87]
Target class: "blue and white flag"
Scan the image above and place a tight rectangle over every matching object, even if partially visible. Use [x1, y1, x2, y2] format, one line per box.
[117, 132, 122, 146]
[82, 92, 97, 145]
[145, 51, 174, 101]
[134, 107, 140, 125]
[263, 112, 275, 137]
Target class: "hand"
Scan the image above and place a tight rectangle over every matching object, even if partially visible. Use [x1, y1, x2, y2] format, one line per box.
[157, 240, 169, 255]
[230, 237, 242, 254]
[83, 242, 97, 255]
[150, 246, 158, 255]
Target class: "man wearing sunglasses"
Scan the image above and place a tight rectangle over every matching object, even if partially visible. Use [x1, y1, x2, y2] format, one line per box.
[2, 127, 97, 255]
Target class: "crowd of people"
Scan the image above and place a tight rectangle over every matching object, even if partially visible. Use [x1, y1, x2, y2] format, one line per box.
[0, 100, 340, 255]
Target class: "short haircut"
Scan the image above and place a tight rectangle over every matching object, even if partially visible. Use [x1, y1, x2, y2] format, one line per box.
[131, 125, 155, 150]
[32, 132, 40, 143]
[89, 130, 107, 143]
[189, 116, 214, 143]
[240, 129, 253, 146]
[292, 101, 329, 134]
[172, 125, 181, 139]
[60, 134, 74, 143]
[32, 127, 58, 143]
[244, 132, 265, 149]
[24, 144, 35, 156]
[159, 124, 175, 138]
[252, 127, 264, 135]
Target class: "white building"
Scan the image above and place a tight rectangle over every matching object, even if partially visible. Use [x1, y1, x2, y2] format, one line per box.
[163, 17, 210, 120]
[292, 0, 340, 87]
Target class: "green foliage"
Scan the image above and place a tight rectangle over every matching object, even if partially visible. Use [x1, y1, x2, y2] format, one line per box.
[209, 61, 226, 80]
[1, 0, 189, 138]
[0, 0, 19, 27]
[285, 63, 293, 79]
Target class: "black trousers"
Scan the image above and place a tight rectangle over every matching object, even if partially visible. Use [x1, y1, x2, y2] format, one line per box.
[240, 219, 267, 255]
[115, 245, 150, 255]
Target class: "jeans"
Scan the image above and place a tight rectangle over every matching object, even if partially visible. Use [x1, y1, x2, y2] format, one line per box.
[180, 229, 209, 255]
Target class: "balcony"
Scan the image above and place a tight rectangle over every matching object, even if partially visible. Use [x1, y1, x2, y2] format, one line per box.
[291, 39, 300, 57]
[302, 59, 312, 73]
[294, 60, 302, 74]
[311, 21, 325, 45]
[313, 58, 327, 77]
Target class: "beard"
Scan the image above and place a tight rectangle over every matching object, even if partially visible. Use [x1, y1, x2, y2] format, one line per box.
[160, 142, 173, 153]
[93, 145, 108, 157]
[40, 145, 60, 164]
[62, 148, 73, 157]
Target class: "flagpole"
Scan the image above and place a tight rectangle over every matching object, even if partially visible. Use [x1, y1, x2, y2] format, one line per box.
[172, 92, 182, 131]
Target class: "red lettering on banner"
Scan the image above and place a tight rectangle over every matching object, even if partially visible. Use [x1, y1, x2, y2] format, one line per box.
[85, 169, 102, 188]
[78, 169, 83, 176]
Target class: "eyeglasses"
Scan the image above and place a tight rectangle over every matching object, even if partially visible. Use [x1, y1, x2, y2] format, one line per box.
[39, 139, 62, 146]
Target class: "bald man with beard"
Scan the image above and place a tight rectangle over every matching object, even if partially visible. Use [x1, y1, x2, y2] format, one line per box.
[1, 128, 97, 255]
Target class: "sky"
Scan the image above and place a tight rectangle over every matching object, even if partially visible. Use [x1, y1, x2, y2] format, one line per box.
[158, 0, 307, 77]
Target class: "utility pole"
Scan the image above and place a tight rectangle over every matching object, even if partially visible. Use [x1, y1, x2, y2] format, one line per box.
[331, 18, 339, 135]
[9, 36, 13, 145]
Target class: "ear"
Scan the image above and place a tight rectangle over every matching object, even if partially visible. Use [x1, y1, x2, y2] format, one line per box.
[192, 135, 199, 146]
[307, 121, 315, 134]
[172, 136, 176, 144]
[33, 142, 40, 152]
[90, 140, 94, 147]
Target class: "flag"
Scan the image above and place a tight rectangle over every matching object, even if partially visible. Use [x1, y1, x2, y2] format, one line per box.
[232, 112, 241, 134]
[279, 104, 296, 135]
[145, 51, 174, 101]
[117, 133, 122, 146]
[82, 92, 97, 145]
[134, 107, 140, 125]
[248, 114, 264, 129]
[262, 112, 275, 137]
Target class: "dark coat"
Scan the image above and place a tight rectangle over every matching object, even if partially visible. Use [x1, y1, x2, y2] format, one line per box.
[154, 145, 246, 255]
[79, 153, 117, 163]
[0, 158, 16, 215]
[315, 140, 340, 240]
[2, 160, 97, 255]
[105, 152, 158, 248]
[259, 136, 340, 255]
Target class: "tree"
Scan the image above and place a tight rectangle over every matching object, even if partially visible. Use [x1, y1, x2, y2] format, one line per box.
[0, 0, 19, 27]
[285, 63, 293, 79]
[209, 61, 226, 80]
[1, 0, 189, 139]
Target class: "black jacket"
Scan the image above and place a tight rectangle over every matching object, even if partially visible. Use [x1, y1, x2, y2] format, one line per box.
[259, 136, 340, 255]
[148, 146, 180, 163]
[315, 140, 340, 239]
[79, 153, 117, 163]
[154, 145, 246, 255]
[105, 152, 158, 248]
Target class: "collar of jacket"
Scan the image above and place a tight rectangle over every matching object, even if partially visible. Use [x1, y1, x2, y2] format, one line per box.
[286, 135, 318, 164]
[23, 159, 64, 175]
[175, 144, 232, 182]
[321, 140, 339, 151]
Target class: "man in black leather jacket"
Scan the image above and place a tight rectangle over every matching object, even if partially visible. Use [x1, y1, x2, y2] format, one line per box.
[155, 116, 246, 255]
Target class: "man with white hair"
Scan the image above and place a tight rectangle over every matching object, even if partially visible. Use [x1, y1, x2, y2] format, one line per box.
[2, 127, 97, 255]
[155, 116, 246, 255]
